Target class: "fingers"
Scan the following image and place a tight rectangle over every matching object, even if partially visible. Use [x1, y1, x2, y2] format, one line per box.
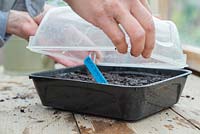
[97, 17, 128, 54]
[65, 0, 155, 58]
[131, 0, 155, 58]
[95, 51, 103, 63]
[49, 56, 83, 66]
[34, 13, 44, 24]
[115, 11, 145, 57]
[50, 51, 102, 67]
[21, 20, 38, 40]
[34, 4, 54, 24]
[89, 51, 103, 63]
[101, 0, 154, 58]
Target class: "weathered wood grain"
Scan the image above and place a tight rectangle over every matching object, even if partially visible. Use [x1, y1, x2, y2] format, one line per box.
[75, 108, 200, 134]
[0, 68, 80, 134]
[172, 74, 200, 129]
[0, 67, 200, 134]
[74, 74, 200, 134]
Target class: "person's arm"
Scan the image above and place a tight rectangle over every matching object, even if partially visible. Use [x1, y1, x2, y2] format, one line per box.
[64, 0, 155, 58]
[0, 0, 45, 17]
[6, 10, 38, 40]
[0, 11, 10, 47]
[19, 0, 45, 17]
[0, 9, 39, 47]
[0, 0, 16, 12]
[0, 0, 45, 47]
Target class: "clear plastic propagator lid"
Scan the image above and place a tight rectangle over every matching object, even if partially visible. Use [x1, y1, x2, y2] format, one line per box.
[27, 7, 187, 69]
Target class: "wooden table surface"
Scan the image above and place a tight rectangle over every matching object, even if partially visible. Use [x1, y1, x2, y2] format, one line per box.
[0, 67, 199, 134]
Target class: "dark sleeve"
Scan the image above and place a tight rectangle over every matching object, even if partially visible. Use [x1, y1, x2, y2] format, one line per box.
[0, 11, 10, 47]
[0, 0, 45, 17]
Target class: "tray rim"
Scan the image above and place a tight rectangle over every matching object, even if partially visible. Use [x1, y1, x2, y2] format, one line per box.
[29, 65, 192, 88]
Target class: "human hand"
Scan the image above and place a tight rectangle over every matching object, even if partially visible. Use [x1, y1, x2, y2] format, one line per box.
[6, 10, 38, 40]
[65, 0, 155, 58]
[33, 5, 103, 67]
[34, 4, 54, 24]
[50, 51, 102, 67]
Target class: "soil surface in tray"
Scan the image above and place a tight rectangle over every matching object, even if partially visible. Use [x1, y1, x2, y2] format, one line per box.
[55, 71, 172, 86]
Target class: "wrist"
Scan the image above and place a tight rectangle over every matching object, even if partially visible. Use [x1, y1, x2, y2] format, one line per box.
[6, 10, 19, 35]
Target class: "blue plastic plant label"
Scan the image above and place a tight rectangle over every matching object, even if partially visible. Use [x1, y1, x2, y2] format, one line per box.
[84, 56, 108, 84]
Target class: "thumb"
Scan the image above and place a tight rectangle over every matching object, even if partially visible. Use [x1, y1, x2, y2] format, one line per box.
[34, 13, 44, 24]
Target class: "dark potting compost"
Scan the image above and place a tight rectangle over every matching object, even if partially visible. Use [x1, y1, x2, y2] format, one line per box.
[30, 65, 191, 121]
[55, 71, 172, 86]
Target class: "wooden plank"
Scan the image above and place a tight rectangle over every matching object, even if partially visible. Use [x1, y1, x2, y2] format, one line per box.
[183, 46, 200, 72]
[172, 74, 200, 129]
[1, 66, 199, 134]
[158, 0, 169, 19]
[149, 0, 169, 18]
[149, 0, 159, 16]
[74, 74, 200, 134]
[74, 108, 200, 134]
[0, 69, 80, 134]
[0, 106, 79, 134]
[74, 114, 136, 134]
[128, 109, 199, 134]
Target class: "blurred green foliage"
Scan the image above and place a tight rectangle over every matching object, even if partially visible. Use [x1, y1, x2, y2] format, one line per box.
[170, 0, 200, 47]
[46, 0, 67, 6]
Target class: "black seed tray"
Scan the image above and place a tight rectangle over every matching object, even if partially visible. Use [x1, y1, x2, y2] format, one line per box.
[30, 65, 191, 121]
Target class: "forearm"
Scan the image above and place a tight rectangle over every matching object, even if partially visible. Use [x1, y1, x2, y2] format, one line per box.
[0, 0, 46, 46]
